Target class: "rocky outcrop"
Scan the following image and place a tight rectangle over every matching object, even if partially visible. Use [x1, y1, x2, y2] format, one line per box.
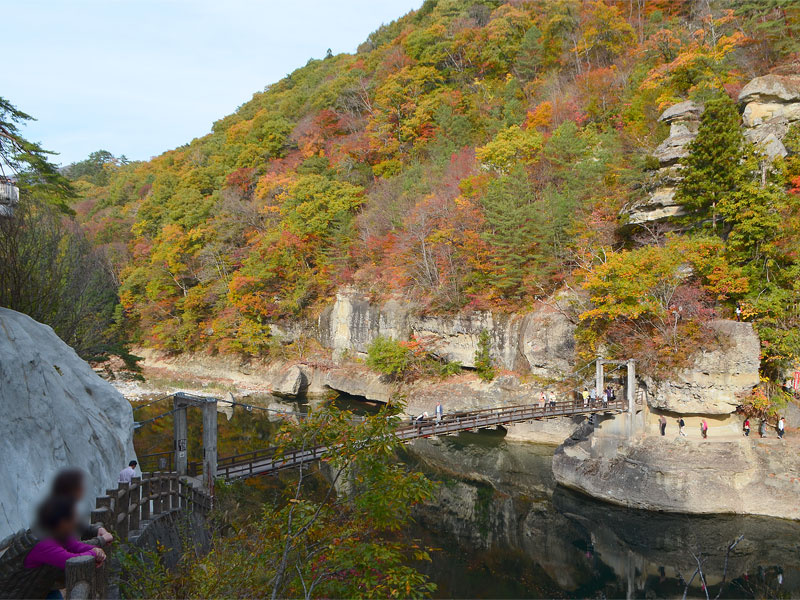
[0, 181, 19, 219]
[739, 74, 800, 159]
[322, 367, 395, 403]
[318, 289, 576, 376]
[625, 74, 800, 225]
[623, 101, 701, 225]
[0, 308, 136, 539]
[643, 320, 760, 414]
[271, 364, 308, 397]
[552, 421, 800, 520]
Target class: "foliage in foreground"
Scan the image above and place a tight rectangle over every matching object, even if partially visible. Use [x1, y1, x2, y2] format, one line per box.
[122, 405, 437, 599]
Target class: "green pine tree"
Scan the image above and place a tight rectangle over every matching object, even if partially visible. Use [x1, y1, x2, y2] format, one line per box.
[676, 93, 744, 230]
[480, 167, 538, 296]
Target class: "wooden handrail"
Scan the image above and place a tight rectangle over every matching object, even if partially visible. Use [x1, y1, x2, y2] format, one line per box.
[214, 400, 629, 479]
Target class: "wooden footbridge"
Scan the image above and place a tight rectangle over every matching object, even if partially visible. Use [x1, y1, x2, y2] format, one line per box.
[139, 355, 638, 487]
[213, 398, 629, 480]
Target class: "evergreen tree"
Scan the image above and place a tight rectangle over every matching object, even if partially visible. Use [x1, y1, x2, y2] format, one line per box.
[480, 167, 538, 295]
[676, 93, 744, 229]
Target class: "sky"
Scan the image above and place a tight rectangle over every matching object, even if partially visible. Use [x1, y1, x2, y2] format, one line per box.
[5, 0, 421, 166]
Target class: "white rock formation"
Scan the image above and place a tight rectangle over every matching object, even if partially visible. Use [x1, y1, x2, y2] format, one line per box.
[0, 308, 136, 539]
[317, 288, 576, 375]
[738, 74, 800, 159]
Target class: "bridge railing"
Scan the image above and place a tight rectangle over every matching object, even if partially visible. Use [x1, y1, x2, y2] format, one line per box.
[214, 399, 629, 479]
[65, 472, 212, 599]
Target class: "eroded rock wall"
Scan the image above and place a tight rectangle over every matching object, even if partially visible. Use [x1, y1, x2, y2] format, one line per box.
[0, 308, 136, 539]
[625, 74, 800, 225]
[642, 320, 761, 415]
[317, 288, 576, 376]
[552, 420, 800, 520]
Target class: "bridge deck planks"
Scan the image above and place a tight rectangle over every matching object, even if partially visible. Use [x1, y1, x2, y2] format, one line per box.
[217, 399, 627, 480]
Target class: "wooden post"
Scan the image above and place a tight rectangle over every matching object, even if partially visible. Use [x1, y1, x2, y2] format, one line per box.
[626, 359, 636, 414]
[93, 496, 112, 529]
[65, 555, 95, 600]
[129, 477, 141, 532]
[140, 473, 151, 522]
[174, 397, 189, 476]
[202, 399, 218, 493]
[117, 482, 130, 540]
[151, 472, 161, 515]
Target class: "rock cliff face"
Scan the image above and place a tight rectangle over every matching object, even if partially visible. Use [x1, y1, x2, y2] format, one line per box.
[625, 74, 800, 225]
[739, 74, 800, 158]
[623, 100, 701, 225]
[642, 320, 761, 415]
[317, 288, 575, 376]
[0, 308, 136, 539]
[552, 421, 800, 520]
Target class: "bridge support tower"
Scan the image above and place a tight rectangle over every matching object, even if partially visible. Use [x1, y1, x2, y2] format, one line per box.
[173, 393, 218, 493]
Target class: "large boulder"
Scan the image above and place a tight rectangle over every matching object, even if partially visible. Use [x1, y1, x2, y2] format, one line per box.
[552, 423, 800, 520]
[738, 74, 800, 104]
[0, 308, 136, 539]
[270, 364, 308, 397]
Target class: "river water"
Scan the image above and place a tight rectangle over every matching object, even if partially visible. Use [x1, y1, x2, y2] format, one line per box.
[404, 429, 800, 599]
[132, 392, 799, 598]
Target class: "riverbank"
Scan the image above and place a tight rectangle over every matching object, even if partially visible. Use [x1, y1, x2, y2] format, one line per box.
[552, 420, 800, 520]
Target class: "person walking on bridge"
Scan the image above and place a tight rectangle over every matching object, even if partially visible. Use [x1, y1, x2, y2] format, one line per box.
[658, 415, 667, 436]
[582, 388, 589, 407]
[539, 391, 546, 409]
[435, 402, 443, 424]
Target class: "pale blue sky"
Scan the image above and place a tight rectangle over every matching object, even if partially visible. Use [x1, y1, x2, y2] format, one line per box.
[5, 0, 421, 165]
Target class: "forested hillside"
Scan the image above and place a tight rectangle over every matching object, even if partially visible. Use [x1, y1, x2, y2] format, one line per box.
[65, 0, 800, 384]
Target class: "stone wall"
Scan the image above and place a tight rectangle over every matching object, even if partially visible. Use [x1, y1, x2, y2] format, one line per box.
[0, 308, 136, 539]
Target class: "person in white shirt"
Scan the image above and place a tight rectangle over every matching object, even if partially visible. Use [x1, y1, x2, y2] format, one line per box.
[118, 460, 137, 483]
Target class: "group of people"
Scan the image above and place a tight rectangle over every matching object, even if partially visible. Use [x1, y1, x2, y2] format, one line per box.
[580, 386, 616, 408]
[656, 415, 788, 440]
[743, 417, 786, 439]
[0, 461, 137, 599]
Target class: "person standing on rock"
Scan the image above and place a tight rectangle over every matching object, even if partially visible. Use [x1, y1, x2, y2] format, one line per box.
[658, 415, 667, 436]
[743, 418, 751, 437]
[678, 417, 687, 437]
[118, 460, 137, 484]
[778, 416, 785, 439]
[701, 419, 709, 439]
[760, 419, 768, 438]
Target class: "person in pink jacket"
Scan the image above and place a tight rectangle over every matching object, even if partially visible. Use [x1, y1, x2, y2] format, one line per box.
[23, 495, 106, 599]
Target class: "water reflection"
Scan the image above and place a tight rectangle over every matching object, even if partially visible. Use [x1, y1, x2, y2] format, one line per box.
[405, 431, 800, 599]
